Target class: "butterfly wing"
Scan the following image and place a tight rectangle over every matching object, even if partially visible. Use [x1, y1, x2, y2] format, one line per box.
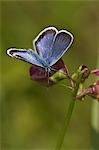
[7, 48, 44, 68]
[48, 30, 73, 66]
[34, 27, 58, 61]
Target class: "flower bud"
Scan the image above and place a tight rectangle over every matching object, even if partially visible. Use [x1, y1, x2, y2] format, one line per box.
[79, 65, 90, 80]
[49, 70, 66, 83]
[72, 65, 90, 84]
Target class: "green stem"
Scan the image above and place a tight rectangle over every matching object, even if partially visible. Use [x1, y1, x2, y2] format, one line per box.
[55, 98, 75, 150]
[55, 72, 82, 150]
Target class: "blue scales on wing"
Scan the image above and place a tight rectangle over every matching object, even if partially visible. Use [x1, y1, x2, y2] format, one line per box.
[49, 30, 73, 66]
[34, 27, 57, 62]
[7, 48, 44, 68]
[7, 27, 73, 71]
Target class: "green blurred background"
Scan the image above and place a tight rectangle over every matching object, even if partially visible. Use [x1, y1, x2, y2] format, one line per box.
[1, 0, 99, 149]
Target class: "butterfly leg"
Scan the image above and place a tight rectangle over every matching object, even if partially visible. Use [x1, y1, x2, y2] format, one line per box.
[45, 67, 51, 85]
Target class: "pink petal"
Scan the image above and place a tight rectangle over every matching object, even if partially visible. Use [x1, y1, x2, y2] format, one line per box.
[91, 69, 99, 76]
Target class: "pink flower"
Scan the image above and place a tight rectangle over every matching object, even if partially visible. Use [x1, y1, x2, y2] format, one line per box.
[76, 80, 99, 101]
[88, 80, 99, 100]
[91, 69, 99, 76]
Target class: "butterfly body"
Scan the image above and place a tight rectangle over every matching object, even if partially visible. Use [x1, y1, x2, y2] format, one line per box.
[7, 26, 73, 74]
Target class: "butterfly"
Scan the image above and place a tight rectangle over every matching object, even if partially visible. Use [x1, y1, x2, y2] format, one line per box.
[7, 26, 73, 75]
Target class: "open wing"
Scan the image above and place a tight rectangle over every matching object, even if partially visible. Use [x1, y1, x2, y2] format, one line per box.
[48, 30, 73, 66]
[34, 27, 58, 60]
[7, 48, 44, 68]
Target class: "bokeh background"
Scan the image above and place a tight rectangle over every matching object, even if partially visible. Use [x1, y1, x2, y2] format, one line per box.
[1, 0, 99, 149]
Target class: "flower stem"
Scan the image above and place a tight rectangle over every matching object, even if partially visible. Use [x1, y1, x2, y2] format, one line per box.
[55, 72, 82, 150]
[55, 98, 75, 150]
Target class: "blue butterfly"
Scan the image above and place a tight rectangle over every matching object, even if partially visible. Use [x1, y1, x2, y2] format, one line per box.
[7, 27, 73, 73]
